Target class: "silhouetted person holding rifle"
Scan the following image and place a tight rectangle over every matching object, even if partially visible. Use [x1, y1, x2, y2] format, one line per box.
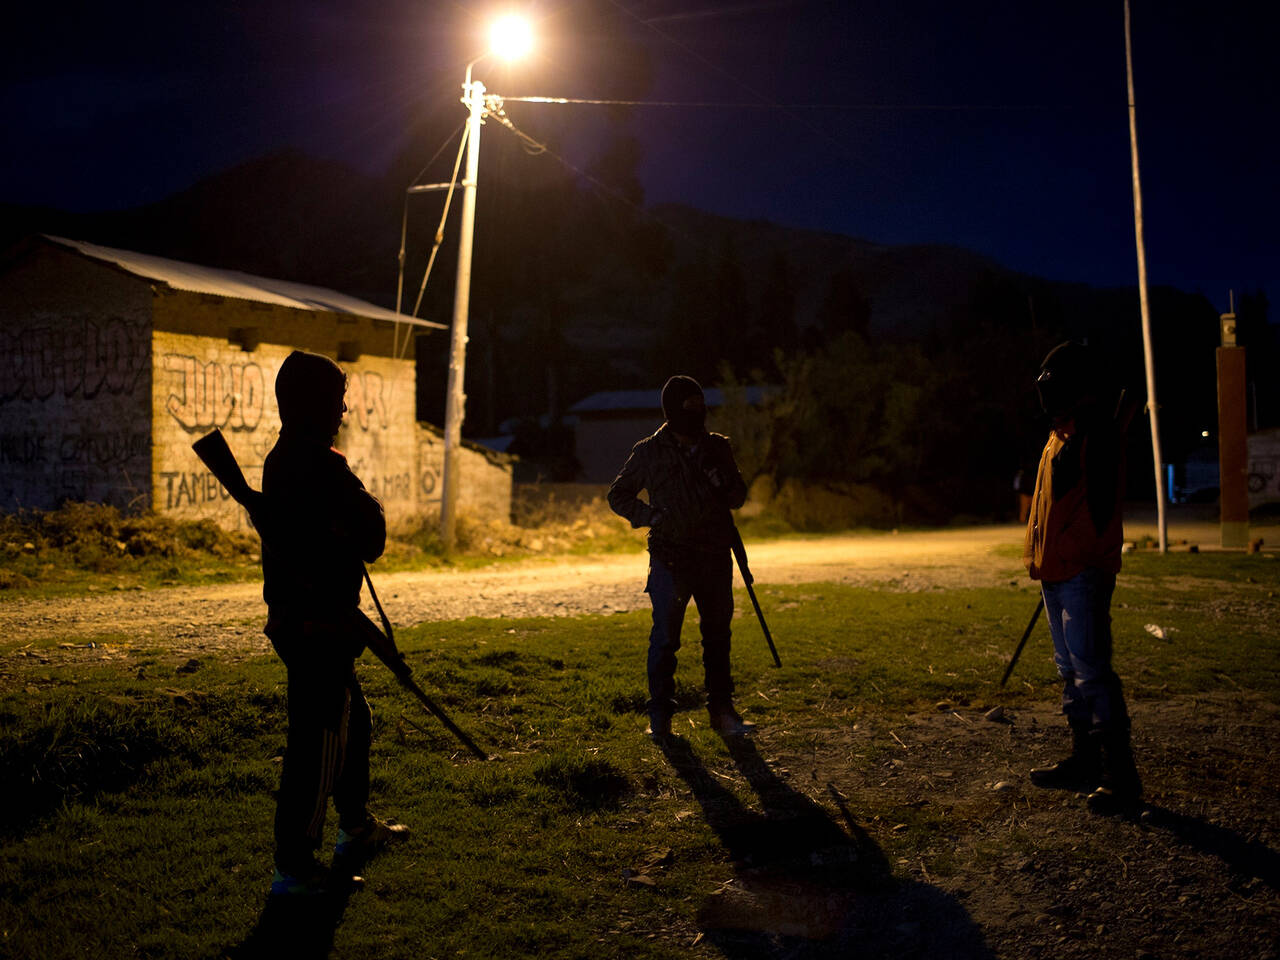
[608, 375, 753, 738]
[263, 350, 408, 895]
[1024, 342, 1142, 815]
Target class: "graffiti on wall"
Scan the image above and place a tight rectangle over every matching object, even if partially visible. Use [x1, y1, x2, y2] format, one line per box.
[0, 431, 149, 466]
[163, 355, 266, 432]
[1, 319, 148, 403]
[161, 357, 391, 436]
[158, 469, 238, 509]
[344, 371, 389, 432]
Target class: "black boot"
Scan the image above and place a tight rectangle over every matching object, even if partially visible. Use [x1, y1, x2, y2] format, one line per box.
[1087, 730, 1143, 815]
[1029, 722, 1100, 790]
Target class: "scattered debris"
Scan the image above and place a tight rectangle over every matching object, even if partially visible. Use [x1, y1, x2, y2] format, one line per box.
[983, 705, 1006, 723]
[1143, 624, 1176, 640]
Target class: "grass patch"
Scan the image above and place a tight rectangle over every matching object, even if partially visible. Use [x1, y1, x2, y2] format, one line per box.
[0, 553, 1276, 957]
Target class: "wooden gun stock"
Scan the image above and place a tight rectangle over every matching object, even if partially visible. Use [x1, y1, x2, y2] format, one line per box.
[191, 429, 267, 526]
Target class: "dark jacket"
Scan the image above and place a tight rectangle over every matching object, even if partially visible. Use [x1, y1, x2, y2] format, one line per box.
[261, 430, 385, 622]
[608, 424, 747, 556]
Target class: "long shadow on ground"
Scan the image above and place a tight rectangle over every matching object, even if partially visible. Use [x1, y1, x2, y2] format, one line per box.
[1142, 804, 1280, 892]
[660, 735, 994, 959]
[223, 874, 357, 960]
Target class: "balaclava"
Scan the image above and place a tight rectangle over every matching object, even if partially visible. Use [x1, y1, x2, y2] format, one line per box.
[275, 350, 346, 437]
[661, 375, 707, 437]
[1035, 341, 1097, 421]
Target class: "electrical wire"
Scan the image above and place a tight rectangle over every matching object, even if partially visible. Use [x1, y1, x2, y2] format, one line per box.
[484, 96, 548, 155]
[502, 95, 1093, 111]
[408, 122, 470, 332]
[395, 121, 467, 357]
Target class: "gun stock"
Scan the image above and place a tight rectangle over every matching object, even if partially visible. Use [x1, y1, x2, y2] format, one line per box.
[192, 429, 267, 526]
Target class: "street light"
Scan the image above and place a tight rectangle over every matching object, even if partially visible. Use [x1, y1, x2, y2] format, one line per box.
[440, 16, 532, 550]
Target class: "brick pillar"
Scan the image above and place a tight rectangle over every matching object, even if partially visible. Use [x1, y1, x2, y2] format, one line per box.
[1216, 343, 1249, 548]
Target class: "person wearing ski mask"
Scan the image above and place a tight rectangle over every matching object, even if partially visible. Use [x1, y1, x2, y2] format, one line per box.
[1024, 341, 1142, 815]
[261, 349, 407, 895]
[608, 375, 751, 738]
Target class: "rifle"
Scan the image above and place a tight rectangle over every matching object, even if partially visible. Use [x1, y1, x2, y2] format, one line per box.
[192, 428, 489, 760]
[999, 597, 1044, 688]
[729, 526, 781, 668]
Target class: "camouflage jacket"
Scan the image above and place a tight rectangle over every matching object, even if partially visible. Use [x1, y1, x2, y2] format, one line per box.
[607, 424, 747, 556]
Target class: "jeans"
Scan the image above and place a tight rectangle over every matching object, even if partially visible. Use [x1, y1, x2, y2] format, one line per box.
[645, 549, 734, 718]
[1041, 567, 1131, 735]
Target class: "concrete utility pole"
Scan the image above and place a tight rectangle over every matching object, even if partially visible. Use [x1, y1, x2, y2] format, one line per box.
[1124, 0, 1168, 552]
[440, 66, 486, 551]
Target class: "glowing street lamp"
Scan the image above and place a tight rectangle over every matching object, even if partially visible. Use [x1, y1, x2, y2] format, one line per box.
[489, 15, 532, 60]
[440, 16, 532, 550]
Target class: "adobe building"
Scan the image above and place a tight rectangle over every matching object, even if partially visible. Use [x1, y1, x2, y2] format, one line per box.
[0, 235, 513, 530]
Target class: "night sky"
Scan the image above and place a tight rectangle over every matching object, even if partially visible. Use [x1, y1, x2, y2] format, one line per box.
[4, 0, 1276, 310]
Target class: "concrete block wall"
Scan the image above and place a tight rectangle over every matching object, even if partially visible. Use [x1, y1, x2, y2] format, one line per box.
[151, 288, 422, 531]
[152, 332, 420, 533]
[415, 423, 514, 526]
[0, 249, 153, 510]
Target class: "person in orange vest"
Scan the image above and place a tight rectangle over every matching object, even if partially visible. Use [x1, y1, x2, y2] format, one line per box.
[1023, 342, 1142, 815]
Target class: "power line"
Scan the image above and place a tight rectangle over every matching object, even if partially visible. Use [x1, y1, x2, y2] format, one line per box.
[503, 95, 1102, 111]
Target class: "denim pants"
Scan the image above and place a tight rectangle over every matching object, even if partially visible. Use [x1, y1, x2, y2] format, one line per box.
[1041, 567, 1131, 735]
[645, 549, 734, 718]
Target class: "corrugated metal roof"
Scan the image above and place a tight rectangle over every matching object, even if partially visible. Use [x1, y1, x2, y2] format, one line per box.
[569, 386, 772, 414]
[44, 235, 446, 329]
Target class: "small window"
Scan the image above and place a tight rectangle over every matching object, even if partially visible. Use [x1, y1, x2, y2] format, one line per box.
[228, 327, 260, 352]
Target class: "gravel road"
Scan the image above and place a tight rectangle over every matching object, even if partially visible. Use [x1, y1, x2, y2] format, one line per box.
[1, 526, 1028, 658]
[10, 504, 1271, 663]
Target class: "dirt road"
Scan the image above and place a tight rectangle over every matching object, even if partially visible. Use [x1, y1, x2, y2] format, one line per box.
[7, 502, 1274, 660]
[1, 526, 1028, 655]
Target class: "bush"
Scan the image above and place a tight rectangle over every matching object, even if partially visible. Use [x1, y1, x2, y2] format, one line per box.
[0, 503, 259, 579]
[771, 480, 898, 531]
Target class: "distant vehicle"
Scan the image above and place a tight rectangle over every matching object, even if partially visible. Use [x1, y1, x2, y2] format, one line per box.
[1168, 430, 1280, 508]
[1169, 447, 1220, 504]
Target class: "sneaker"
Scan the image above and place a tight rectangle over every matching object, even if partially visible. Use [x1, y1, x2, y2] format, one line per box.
[646, 714, 672, 738]
[334, 816, 410, 863]
[270, 858, 330, 897]
[709, 707, 756, 736]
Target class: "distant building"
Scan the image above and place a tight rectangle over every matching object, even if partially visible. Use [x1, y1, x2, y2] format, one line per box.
[0, 235, 513, 529]
[568, 386, 770, 483]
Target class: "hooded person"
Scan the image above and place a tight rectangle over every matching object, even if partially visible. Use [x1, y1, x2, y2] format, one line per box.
[607, 375, 753, 738]
[260, 350, 407, 895]
[1023, 341, 1142, 815]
